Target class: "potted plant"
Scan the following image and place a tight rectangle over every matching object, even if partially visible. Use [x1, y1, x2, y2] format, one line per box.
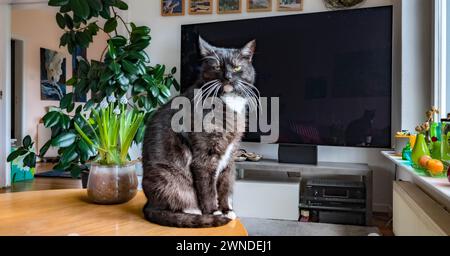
[7, 0, 179, 202]
[74, 95, 144, 204]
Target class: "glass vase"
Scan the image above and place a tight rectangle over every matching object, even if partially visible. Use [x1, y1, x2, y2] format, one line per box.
[87, 162, 138, 205]
[411, 134, 431, 166]
[441, 120, 450, 161]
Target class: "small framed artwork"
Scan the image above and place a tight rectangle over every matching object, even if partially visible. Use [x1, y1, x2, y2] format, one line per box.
[40, 48, 66, 101]
[189, 0, 213, 14]
[161, 0, 185, 16]
[247, 0, 272, 12]
[217, 0, 242, 14]
[277, 0, 303, 11]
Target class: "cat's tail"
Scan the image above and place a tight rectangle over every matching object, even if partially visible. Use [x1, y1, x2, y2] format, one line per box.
[143, 207, 232, 228]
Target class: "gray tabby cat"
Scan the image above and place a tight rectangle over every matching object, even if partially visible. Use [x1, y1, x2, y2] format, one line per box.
[142, 37, 258, 228]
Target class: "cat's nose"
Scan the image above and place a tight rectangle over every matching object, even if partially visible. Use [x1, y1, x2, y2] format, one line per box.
[224, 72, 233, 81]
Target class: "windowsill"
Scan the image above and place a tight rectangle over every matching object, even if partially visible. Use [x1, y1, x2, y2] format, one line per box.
[381, 151, 450, 211]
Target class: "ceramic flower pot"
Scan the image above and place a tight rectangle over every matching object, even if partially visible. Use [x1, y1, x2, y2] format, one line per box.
[87, 162, 138, 205]
[411, 134, 431, 165]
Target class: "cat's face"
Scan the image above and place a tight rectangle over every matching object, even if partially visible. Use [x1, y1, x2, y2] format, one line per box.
[197, 37, 258, 111]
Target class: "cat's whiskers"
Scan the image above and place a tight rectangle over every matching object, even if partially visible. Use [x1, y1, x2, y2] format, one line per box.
[238, 80, 261, 99]
[194, 79, 219, 108]
[237, 81, 260, 112]
[237, 83, 257, 112]
[195, 83, 219, 109]
[239, 80, 261, 111]
[202, 82, 222, 108]
[195, 81, 220, 108]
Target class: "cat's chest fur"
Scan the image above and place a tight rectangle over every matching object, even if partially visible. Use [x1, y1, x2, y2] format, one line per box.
[214, 94, 246, 176]
[215, 143, 235, 177]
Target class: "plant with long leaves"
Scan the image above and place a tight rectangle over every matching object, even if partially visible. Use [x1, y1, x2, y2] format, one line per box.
[74, 96, 144, 165]
[7, 0, 179, 177]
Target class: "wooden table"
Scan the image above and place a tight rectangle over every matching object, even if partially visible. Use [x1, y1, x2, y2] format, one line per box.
[0, 189, 248, 236]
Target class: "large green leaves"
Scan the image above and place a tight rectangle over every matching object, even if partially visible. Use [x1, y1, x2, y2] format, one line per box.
[60, 93, 73, 109]
[87, 0, 102, 11]
[52, 132, 77, 148]
[23, 152, 37, 169]
[22, 136, 32, 148]
[121, 60, 140, 75]
[39, 140, 52, 158]
[7, 135, 36, 169]
[113, 0, 128, 10]
[104, 18, 118, 33]
[70, 0, 90, 20]
[7, 148, 27, 162]
[56, 13, 66, 29]
[43, 111, 61, 128]
[48, 0, 69, 6]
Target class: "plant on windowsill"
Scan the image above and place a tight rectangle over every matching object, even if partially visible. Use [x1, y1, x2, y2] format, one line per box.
[7, 0, 179, 204]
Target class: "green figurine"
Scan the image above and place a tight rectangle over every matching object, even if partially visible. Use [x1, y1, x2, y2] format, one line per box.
[402, 142, 412, 161]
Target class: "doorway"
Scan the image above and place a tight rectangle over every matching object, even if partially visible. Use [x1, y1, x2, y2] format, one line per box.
[10, 39, 24, 144]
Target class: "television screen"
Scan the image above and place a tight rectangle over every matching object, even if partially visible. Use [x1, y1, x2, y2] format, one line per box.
[181, 6, 392, 148]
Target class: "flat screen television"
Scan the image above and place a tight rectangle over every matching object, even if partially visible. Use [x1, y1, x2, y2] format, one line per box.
[181, 6, 392, 148]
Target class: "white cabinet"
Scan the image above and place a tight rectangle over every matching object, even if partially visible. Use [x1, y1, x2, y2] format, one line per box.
[393, 181, 450, 236]
[233, 171, 300, 221]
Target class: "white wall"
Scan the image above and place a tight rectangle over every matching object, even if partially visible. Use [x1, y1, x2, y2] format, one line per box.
[401, 0, 432, 132]
[0, 4, 11, 187]
[11, 7, 108, 144]
[128, 0, 398, 212]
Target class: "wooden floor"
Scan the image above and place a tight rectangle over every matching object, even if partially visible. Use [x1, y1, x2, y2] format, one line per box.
[0, 163, 394, 236]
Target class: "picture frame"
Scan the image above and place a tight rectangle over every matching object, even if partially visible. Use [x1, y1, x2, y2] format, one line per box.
[247, 0, 272, 12]
[161, 0, 185, 16]
[217, 0, 242, 14]
[277, 0, 303, 11]
[189, 0, 213, 15]
[40, 48, 66, 101]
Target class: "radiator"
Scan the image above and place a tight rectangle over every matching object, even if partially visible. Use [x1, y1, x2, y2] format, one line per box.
[37, 123, 58, 158]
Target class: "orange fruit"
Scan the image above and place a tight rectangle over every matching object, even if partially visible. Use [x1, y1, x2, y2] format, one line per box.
[427, 159, 444, 175]
[419, 155, 432, 167]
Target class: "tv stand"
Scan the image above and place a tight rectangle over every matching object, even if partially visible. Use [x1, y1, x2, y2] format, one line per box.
[233, 160, 373, 225]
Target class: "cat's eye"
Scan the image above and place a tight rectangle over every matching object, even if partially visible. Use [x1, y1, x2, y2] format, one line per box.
[233, 66, 242, 72]
[214, 66, 221, 71]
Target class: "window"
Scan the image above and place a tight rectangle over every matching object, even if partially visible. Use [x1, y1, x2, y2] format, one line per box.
[435, 0, 449, 116]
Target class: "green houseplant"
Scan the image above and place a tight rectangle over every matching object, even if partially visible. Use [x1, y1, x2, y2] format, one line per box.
[7, 0, 179, 202]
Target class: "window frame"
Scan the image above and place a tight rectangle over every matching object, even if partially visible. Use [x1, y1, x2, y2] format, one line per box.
[434, 0, 447, 117]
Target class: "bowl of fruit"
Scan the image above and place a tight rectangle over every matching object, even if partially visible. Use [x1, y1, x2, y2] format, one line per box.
[418, 155, 447, 178]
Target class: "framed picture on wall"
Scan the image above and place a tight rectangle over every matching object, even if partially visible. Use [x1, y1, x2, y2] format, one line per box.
[72, 46, 87, 103]
[161, 0, 185, 16]
[189, 0, 213, 14]
[40, 48, 66, 101]
[277, 0, 303, 11]
[247, 0, 272, 12]
[217, 0, 242, 14]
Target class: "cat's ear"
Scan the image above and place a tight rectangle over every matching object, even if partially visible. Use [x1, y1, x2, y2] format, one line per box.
[241, 40, 256, 61]
[199, 36, 216, 57]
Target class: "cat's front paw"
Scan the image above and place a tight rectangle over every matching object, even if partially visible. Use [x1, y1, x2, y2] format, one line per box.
[213, 210, 223, 216]
[224, 211, 236, 220]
